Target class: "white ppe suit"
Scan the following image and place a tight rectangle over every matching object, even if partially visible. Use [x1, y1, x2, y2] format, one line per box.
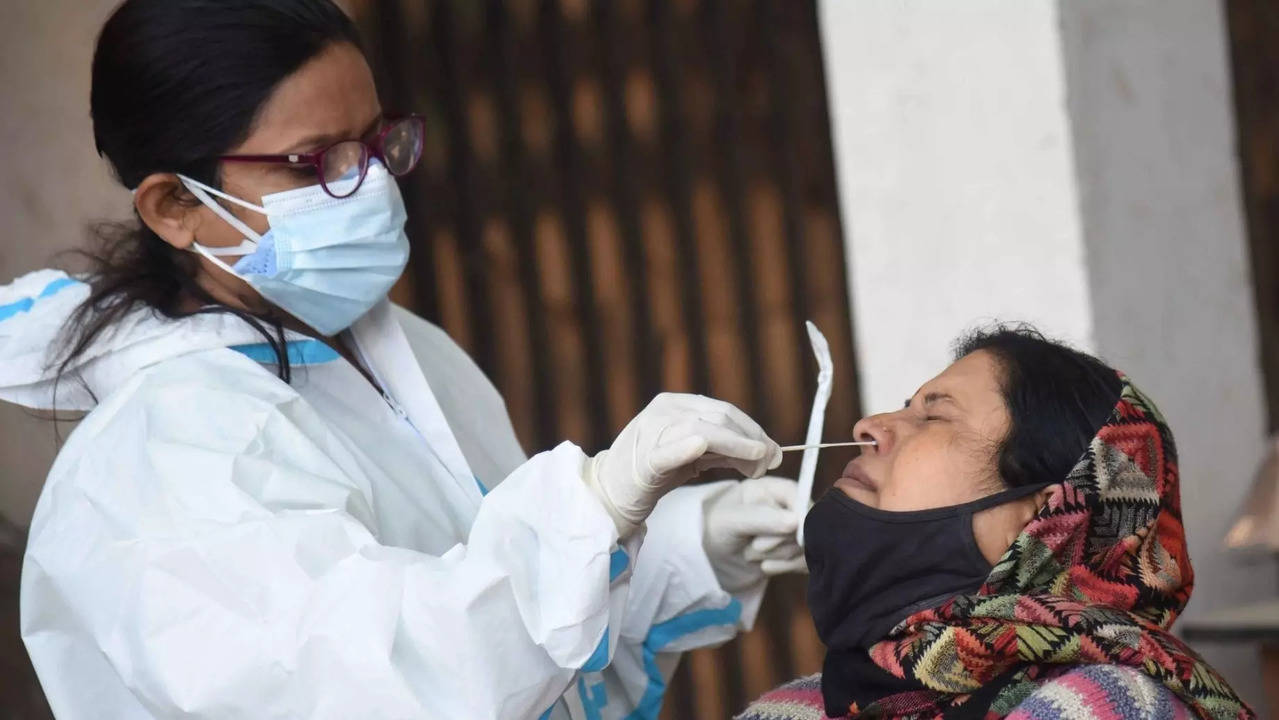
[0, 269, 767, 720]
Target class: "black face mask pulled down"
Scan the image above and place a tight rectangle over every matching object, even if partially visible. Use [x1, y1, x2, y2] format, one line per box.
[803, 483, 1050, 717]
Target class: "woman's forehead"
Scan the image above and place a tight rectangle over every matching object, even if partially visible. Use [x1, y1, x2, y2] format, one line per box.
[235, 42, 381, 154]
[916, 351, 1005, 411]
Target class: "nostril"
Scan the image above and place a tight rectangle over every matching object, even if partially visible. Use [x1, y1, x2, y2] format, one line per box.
[851, 416, 885, 452]
[858, 423, 889, 452]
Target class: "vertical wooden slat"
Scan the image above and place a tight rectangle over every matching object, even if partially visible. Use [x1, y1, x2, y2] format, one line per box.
[647, 0, 711, 393]
[430, 0, 497, 372]
[1227, 0, 1279, 431]
[485, 0, 558, 449]
[688, 646, 730, 719]
[738, 610, 781, 703]
[748, 181, 804, 439]
[701, 0, 766, 419]
[786, 576, 825, 677]
[371, 0, 441, 323]
[756, 0, 813, 398]
[430, 227, 473, 348]
[692, 179, 751, 408]
[482, 218, 536, 449]
[587, 201, 642, 432]
[536, 210, 593, 443]
[805, 206, 861, 479]
[590, 0, 661, 405]
[643, 197, 695, 391]
[540, 0, 610, 451]
[663, 660, 697, 720]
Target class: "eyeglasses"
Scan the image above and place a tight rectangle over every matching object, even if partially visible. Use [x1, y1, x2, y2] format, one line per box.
[218, 115, 426, 199]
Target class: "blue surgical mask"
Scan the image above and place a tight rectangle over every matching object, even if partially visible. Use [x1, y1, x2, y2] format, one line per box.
[178, 162, 410, 336]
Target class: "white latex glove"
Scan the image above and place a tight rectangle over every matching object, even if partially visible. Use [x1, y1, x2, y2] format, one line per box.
[703, 476, 808, 593]
[584, 393, 783, 538]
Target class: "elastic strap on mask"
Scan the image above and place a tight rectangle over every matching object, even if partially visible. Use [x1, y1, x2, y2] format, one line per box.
[828, 480, 1058, 523]
[197, 238, 259, 257]
[967, 481, 1057, 514]
[176, 174, 267, 255]
[191, 242, 244, 278]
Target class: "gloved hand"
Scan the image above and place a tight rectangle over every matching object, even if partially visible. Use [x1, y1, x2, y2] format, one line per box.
[703, 476, 808, 593]
[584, 393, 782, 538]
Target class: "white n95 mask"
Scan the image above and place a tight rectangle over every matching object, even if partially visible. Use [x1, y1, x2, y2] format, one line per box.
[178, 162, 411, 336]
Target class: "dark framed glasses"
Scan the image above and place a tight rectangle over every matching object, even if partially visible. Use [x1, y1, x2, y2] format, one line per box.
[219, 115, 426, 199]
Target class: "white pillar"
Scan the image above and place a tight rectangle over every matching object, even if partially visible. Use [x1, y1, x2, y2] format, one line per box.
[820, 0, 1273, 707]
[818, 0, 1094, 415]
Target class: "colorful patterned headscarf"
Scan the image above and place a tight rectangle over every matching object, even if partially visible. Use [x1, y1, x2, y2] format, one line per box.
[847, 377, 1255, 719]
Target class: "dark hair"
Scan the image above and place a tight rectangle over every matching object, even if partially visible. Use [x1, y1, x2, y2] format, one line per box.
[56, 0, 362, 392]
[954, 324, 1123, 489]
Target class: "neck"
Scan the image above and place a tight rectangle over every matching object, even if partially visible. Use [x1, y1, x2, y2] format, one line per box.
[182, 262, 378, 387]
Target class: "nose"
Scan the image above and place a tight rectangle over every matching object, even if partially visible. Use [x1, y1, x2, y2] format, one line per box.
[851, 412, 896, 455]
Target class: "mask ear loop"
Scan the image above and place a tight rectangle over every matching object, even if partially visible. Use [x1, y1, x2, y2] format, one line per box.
[968, 480, 1057, 513]
[176, 174, 268, 261]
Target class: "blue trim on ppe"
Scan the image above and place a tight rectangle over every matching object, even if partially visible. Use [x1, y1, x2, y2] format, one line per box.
[39, 277, 79, 298]
[580, 550, 627, 675]
[0, 277, 81, 322]
[581, 628, 610, 673]
[646, 599, 743, 650]
[609, 548, 629, 582]
[538, 706, 555, 720]
[622, 599, 744, 720]
[475, 477, 489, 496]
[229, 339, 340, 366]
[0, 298, 34, 322]
[578, 676, 608, 720]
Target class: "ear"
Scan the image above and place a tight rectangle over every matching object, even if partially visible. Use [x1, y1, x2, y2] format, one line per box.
[1028, 486, 1054, 517]
[134, 173, 201, 250]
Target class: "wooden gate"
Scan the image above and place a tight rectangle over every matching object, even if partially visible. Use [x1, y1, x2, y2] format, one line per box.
[354, 0, 859, 715]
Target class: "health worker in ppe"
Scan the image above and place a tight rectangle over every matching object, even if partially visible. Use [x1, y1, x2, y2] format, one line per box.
[0, 1, 807, 718]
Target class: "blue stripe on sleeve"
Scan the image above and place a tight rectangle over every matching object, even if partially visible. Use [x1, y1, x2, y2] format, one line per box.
[622, 599, 744, 720]
[38, 277, 80, 298]
[0, 277, 82, 322]
[581, 629, 610, 673]
[609, 548, 629, 582]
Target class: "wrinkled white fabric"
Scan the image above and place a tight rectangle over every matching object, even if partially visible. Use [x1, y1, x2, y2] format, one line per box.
[1, 270, 765, 720]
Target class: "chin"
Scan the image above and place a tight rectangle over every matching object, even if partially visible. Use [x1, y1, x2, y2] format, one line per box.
[833, 478, 878, 507]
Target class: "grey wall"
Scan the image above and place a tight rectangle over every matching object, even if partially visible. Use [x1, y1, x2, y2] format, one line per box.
[0, 0, 128, 528]
[1059, 0, 1275, 705]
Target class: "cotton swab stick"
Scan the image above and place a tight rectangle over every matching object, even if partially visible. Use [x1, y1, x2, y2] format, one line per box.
[780, 441, 876, 453]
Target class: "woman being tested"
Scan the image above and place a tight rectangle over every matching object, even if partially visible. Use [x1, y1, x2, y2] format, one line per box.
[741, 327, 1254, 720]
[0, 1, 806, 718]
